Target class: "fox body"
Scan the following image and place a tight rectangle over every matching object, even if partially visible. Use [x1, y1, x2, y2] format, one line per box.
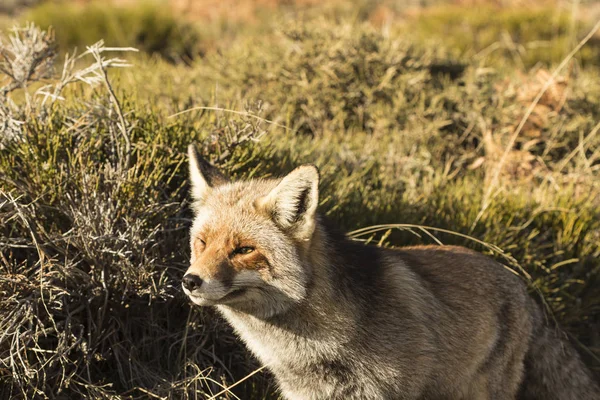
[182, 145, 600, 400]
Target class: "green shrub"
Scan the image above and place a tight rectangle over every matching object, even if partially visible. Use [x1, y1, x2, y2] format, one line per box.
[403, 5, 600, 68]
[208, 20, 468, 136]
[24, 1, 200, 62]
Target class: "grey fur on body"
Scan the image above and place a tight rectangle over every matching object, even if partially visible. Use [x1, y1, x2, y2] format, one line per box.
[182, 145, 600, 400]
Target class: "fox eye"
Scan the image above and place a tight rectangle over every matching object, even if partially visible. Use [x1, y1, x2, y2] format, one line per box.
[197, 238, 206, 248]
[234, 246, 254, 255]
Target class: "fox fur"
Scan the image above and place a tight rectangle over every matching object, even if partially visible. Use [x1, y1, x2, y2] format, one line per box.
[182, 145, 600, 400]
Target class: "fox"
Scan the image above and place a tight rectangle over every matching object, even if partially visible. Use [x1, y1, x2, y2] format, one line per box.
[181, 144, 600, 400]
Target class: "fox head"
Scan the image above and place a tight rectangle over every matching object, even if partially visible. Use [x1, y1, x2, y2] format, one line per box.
[182, 145, 320, 318]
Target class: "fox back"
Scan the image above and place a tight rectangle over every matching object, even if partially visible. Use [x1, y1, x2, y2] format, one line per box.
[182, 145, 600, 400]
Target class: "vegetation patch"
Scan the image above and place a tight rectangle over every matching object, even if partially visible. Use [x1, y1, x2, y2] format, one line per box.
[24, 1, 200, 62]
[401, 5, 600, 68]
[1, 2, 599, 398]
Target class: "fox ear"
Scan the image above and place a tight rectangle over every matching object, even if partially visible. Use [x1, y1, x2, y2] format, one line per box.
[257, 165, 319, 241]
[188, 144, 228, 203]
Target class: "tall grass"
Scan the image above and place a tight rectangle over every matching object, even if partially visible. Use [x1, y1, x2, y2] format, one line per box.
[403, 5, 600, 68]
[25, 1, 200, 62]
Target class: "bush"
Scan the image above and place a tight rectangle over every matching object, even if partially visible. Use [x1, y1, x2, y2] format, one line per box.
[0, 0, 41, 15]
[210, 20, 468, 136]
[403, 5, 600, 68]
[25, 1, 200, 63]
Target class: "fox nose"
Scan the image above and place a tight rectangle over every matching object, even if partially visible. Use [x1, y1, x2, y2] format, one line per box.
[182, 274, 203, 291]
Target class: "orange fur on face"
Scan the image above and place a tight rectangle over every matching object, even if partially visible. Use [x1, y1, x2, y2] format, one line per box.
[191, 227, 271, 282]
[231, 250, 271, 276]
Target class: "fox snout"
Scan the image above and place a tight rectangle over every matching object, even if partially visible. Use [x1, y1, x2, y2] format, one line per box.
[181, 269, 242, 306]
[181, 270, 236, 306]
[181, 255, 245, 305]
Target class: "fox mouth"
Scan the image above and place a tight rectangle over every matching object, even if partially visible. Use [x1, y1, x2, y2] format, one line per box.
[184, 286, 248, 306]
[218, 288, 248, 302]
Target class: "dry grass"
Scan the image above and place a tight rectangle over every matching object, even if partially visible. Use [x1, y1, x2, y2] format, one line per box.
[475, 18, 600, 225]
